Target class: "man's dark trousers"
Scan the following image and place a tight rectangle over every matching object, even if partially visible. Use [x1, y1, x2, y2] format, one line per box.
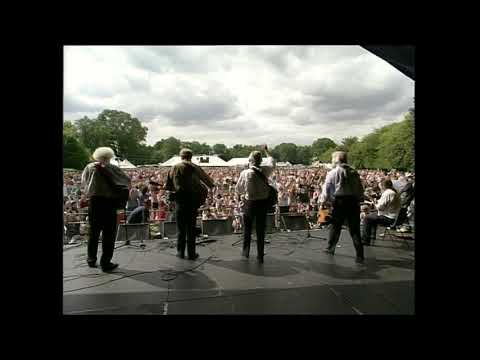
[87, 196, 118, 266]
[242, 198, 268, 259]
[326, 195, 364, 259]
[176, 200, 198, 258]
[362, 213, 395, 244]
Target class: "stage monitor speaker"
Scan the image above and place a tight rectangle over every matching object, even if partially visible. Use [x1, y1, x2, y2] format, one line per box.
[250, 213, 277, 233]
[116, 224, 149, 242]
[201, 219, 233, 236]
[281, 214, 309, 231]
[161, 221, 178, 238]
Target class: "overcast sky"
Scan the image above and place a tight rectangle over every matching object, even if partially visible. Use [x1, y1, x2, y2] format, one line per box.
[64, 45, 414, 147]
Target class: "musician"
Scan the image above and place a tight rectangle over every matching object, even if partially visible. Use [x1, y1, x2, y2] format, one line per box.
[235, 145, 276, 263]
[165, 148, 215, 260]
[362, 178, 401, 245]
[81, 147, 130, 272]
[319, 151, 365, 264]
[127, 199, 151, 224]
[278, 190, 289, 214]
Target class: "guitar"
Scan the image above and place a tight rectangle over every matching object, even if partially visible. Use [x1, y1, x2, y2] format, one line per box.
[317, 205, 331, 224]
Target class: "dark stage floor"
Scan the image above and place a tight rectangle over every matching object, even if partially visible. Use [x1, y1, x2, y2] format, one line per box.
[63, 228, 414, 315]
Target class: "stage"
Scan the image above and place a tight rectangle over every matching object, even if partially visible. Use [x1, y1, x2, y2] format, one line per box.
[63, 228, 415, 315]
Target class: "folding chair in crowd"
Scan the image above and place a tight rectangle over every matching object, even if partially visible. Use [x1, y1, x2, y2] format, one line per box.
[375, 208, 412, 249]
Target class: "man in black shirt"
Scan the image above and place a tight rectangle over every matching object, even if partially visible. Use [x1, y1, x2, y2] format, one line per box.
[165, 149, 215, 260]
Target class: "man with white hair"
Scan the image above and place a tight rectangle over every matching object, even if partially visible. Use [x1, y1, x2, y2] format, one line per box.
[81, 146, 130, 272]
[319, 151, 365, 264]
[235, 145, 276, 263]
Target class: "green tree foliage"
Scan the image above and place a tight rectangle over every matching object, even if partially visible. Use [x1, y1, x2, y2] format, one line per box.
[157, 137, 182, 161]
[181, 141, 212, 155]
[127, 144, 156, 165]
[65, 107, 414, 170]
[376, 112, 414, 170]
[76, 116, 110, 153]
[63, 132, 90, 170]
[273, 143, 298, 163]
[296, 145, 313, 165]
[348, 110, 414, 171]
[75, 110, 148, 160]
[319, 147, 337, 163]
[311, 138, 337, 159]
[96, 110, 148, 158]
[63, 121, 79, 138]
[213, 143, 229, 160]
[341, 136, 358, 151]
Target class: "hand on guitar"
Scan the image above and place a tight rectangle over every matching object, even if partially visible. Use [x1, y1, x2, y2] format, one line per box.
[319, 201, 331, 210]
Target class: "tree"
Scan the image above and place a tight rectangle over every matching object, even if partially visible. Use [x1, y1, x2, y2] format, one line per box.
[76, 116, 110, 153]
[63, 120, 79, 138]
[341, 136, 358, 151]
[159, 137, 182, 160]
[311, 138, 337, 160]
[296, 145, 313, 165]
[96, 110, 148, 158]
[319, 147, 336, 163]
[230, 144, 252, 157]
[274, 143, 298, 163]
[213, 143, 228, 160]
[376, 112, 414, 170]
[63, 132, 90, 170]
[127, 144, 156, 165]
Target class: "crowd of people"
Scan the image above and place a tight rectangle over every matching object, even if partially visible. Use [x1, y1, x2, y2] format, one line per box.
[63, 163, 415, 243]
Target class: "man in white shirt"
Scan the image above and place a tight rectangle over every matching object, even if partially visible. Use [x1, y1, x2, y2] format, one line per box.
[362, 178, 401, 245]
[319, 151, 365, 264]
[235, 145, 276, 263]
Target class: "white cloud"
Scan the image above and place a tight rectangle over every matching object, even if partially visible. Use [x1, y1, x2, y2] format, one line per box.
[64, 45, 414, 147]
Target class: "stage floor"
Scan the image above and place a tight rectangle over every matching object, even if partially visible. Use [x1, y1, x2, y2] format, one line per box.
[63, 228, 415, 315]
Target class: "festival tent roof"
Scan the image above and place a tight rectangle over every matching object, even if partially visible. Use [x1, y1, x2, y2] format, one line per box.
[226, 158, 272, 167]
[110, 158, 137, 169]
[277, 162, 292, 167]
[160, 155, 229, 167]
[226, 158, 250, 166]
[311, 161, 333, 169]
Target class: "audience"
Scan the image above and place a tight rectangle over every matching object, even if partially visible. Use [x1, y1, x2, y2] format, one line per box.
[63, 165, 414, 242]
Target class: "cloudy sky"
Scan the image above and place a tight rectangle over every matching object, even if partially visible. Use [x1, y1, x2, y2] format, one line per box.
[64, 45, 414, 147]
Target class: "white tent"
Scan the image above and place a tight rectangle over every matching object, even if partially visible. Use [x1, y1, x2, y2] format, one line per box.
[227, 157, 271, 167]
[226, 158, 250, 166]
[311, 161, 332, 169]
[110, 158, 137, 169]
[277, 161, 292, 167]
[160, 155, 229, 167]
[160, 156, 182, 167]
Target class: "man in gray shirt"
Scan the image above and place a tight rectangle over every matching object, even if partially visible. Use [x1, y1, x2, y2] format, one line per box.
[319, 151, 365, 264]
[235, 145, 276, 263]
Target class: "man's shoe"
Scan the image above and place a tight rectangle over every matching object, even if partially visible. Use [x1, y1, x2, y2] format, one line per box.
[188, 253, 200, 261]
[355, 257, 365, 265]
[241, 250, 249, 259]
[176, 252, 185, 259]
[101, 262, 119, 272]
[323, 248, 335, 255]
[257, 256, 264, 264]
[87, 261, 97, 268]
